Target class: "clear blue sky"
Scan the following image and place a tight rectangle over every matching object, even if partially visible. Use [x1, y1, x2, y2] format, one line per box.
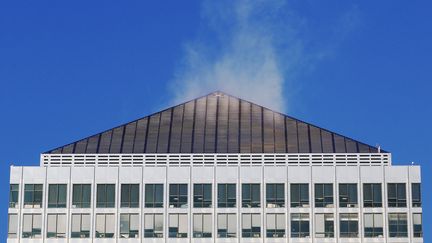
[0, 0, 430, 240]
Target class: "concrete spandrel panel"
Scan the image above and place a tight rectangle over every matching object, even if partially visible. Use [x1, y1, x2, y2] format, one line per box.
[23, 166, 46, 183]
[143, 167, 166, 183]
[288, 166, 311, 182]
[119, 167, 142, 182]
[192, 167, 214, 182]
[71, 167, 94, 182]
[385, 166, 408, 182]
[216, 166, 238, 182]
[360, 166, 384, 182]
[240, 166, 261, 182]
[167, 167, 190, 183]
[336, 166, 359, 183]
[94, 167, 119, 183]
[409, 166, 421, 182]
[10, 166, 22, 183]
[47, 167, 70, 182]
[264, 166, 286, 182]
[311, 166, 335, 182]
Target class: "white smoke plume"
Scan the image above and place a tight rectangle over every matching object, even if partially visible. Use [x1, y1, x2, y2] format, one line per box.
[169, 0, 359, 112]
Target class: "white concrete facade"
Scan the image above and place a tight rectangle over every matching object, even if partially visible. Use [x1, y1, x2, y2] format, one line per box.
[8, 153, 423, 243]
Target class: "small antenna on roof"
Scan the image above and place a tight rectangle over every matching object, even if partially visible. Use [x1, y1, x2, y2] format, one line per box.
[411, 161, 415, 165]
[376, 144, 381, 153]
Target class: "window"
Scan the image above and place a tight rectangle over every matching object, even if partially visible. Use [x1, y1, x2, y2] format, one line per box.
[217, 213, 236, 238]
[48, 184, 67, 208]
[218, 183, 236, 207]
[339, 183, 357, 207]
[95, 214, 115, 238]
[193, 213, 212, 238]
[314, 184, 333, 207]
[24, 184, 43, 208]
[413, 213, 422, 237]
[242, 213, 260, 238]
[96, 184, 115, 208]
[364, 213, 383, 237]
[9, 184, 19, 208]
[144, 214, 163, 238]
[340, 213, 358, 238]
[121, 184, 139, 208]
[315, 214, 334, 238]
[242, 184, 260, 207]
[47, 214, 66, 238]
[291, 213, 309, 238]
[22, 214, 42, 238]
[388, 213, 407, 237]
[145, 184, 163, 208]
[387, 183, 406, 207]
[120, 214, 139, 238]
[169, 184, 188, 208]
[291, 184, 309, 207]
[266, 213, 285, 238]
[72, 184, 91, 208]
[8, 214, 18, 238]
[71, 214, 90, 238]
[169, 214, 187, 238]
[194, 184, 212, 208]
[412, 183, 421, 207]
[266, 183, 284, 208]
[363, 183, 382, 207]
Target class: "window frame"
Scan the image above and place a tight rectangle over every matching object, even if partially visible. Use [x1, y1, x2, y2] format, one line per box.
[242, 184, 261, 208]
[364, 213, 383, 238]
[144, 184, 164, 208]
[388, 213, 408, 237]
[24, 184, 43, 208]
[22, 213, 42, 239]
[168, 213, 188, 238]
[363, 183, 382, 207]
[314, 183, 333, 208]
[95, 213, 115, 238]
[266, 213, 285, 238]
[71, 213, 91, 238]
[217, 213, 236, 238]
[72, 184, 91, 208]
[46, 213, 67, 238]
[8, 214, 18, 238]
[9, 184, 19, 208]
[411, 183, 421, 207]
[315, 213, 334, 238]
[119, 213, 139, 238]
[218, 183, 236, 208]
[144, 213, 164, 238]
[413, 213, 423, 238]
[266, 183, 285, 208]
[169, 184, 188, 208]
[339, 183, 358, 208]
[339, 213, 359, 238]
[387, 183, 406, 208]
[193, 184, 212, 208]
[290, 213, 310, 238]
[193, 213, 212, 238]
[120, 184, 140, 208]
[290, 184, 309, 208]
[242, 213, 261, 238]
[96, 184, 116, 208]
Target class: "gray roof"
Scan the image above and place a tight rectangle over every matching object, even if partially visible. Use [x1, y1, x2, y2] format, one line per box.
[46, 91, 383, 154]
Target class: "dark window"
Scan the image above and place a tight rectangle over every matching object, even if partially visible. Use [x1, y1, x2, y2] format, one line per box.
[266, 213, 285, 237]
[48, 184, 67, 208]
[266, 184, 284, 208]
[291, 184, 309, 207]
[144, 214, 163, 238]
[339, 184, 357, 208]
[24, 184, 43, 208]
[9, 184, 19, 208]
[412, 183, 421, 207]
[193, 214, 212, 238]
[72, 184, 91, 208]
[340, 213, 358, 238]
[145, 184, 163, 208]
[242, 213, 260, 238]
[388, 213, 407, 237]
[218, 184, 236, 208]
[242, 184, 260, 208]
[413, 213, 422, 237]
[217, 213, 236, 238]
[315, 214, 334, 238]
[314, 184, 333, 208]
[364, 213, 383, 238]
[169, 184, 188, 208]
[291, 213, 309, 238]
[194, 184, 212, 208]
[121, 184, 139, 208]
[363, 183, 382, 207]
[387, 183, 406, 207]
[96, 184, 115, 208]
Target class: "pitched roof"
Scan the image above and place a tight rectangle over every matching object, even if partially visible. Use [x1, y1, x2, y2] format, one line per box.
[46, 91, 383, 154]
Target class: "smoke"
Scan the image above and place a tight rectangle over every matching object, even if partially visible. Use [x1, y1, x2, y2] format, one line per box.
[169, 0, 359, 112]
